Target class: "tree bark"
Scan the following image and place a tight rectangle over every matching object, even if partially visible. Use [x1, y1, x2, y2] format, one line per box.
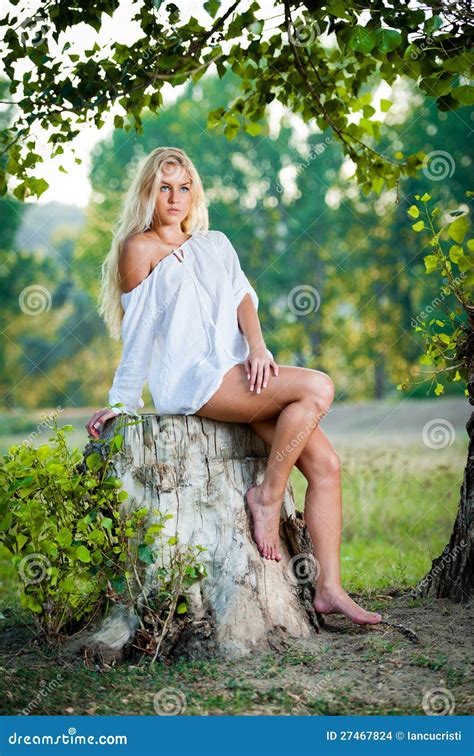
[412, 313, 474, 602]
[65, 414, 320, 664]
[412, 409, 473, 602]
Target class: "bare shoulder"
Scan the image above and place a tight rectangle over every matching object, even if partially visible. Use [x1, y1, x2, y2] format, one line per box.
[119, 233, 156, 294]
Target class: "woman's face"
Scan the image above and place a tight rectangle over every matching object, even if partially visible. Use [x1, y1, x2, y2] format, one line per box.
[155, 162, 192, 229]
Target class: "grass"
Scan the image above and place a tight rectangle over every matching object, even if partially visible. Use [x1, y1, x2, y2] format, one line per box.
[290, 438, 464, 593]
[0, 408, 470, 717]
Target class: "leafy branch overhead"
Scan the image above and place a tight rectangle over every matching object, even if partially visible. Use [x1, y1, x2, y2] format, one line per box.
[1, 0, 472, 198]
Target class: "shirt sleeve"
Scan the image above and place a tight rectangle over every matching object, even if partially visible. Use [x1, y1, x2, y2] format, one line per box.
[217, 230, 259, 310]
[108, 285, 156, 417]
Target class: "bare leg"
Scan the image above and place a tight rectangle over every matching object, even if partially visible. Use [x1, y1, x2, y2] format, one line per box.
[245, 396, 331, 560]
[195, 364, 335, 561]
[250, 418, 383, 625]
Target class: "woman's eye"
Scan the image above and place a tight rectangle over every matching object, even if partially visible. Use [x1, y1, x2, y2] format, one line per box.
[180, 187, 189, 192]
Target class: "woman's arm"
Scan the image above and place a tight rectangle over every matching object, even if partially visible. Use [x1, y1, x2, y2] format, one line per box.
[237, 293, 266, 350]
[217, 230, 272, 356]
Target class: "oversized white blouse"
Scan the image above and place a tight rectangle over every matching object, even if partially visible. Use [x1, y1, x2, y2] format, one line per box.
[108, 229, 272, 417]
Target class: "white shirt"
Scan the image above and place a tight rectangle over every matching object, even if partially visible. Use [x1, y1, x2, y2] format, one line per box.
[108, 229, 272, 417]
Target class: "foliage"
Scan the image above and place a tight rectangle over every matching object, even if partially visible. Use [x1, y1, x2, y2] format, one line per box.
[1, 1, 472, 198]
[398, 191, 473, 398]
[0, 415, 207, 651]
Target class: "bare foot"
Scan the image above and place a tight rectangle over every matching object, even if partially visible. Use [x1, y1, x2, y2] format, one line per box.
[314, 585, 383, 625]
[245, 485, 283, 561]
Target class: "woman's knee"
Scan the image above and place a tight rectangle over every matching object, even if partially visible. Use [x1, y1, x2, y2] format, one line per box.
[303, 370, 335, 417]
[303, 447, 341, 482]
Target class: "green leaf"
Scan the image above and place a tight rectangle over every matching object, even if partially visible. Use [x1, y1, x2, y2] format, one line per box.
[451, 86, 474, 106]
[57, 528, 72, 547]
[448, 215, 469, 244]
[244, 121, 261, 136]
[457, 254, 473, 273]
[85, 452, 102, 473]
[424, 254, 439, 272]
[204, 0, 220, 18]
[380, 99, 392, 112]
[434, 382, 445, 396]
[138, 544, 155, 565]
[16, 533, 28, 551]
[0, 511, 12, 531]
[371, 175, 384, 195]
[412, 220, 425, 232]
[76, 545, 91, 563]
[176, 602, 188, 614]
[424, 14, 443, 35]
[374, 28, 402, 53]
[449, 245, 464, 263]
[407, 205, 419, 218]
[420, 193, 431, 202]
[347, 26, 376, 54]
[25, 595, 43, 613]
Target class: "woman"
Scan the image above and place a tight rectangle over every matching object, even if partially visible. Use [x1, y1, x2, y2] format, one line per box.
[86, 146, 382, 626]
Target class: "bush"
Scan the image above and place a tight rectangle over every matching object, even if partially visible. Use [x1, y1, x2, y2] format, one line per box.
[0, 415, 207, 651]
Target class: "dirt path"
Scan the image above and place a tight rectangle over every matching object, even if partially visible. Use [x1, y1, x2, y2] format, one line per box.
[1, 591, 472, 716]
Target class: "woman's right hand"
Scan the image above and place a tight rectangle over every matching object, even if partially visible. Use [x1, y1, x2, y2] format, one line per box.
[85, 408, 120, 439]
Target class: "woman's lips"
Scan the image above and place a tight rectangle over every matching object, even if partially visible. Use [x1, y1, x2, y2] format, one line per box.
[167, 208, 181, 213]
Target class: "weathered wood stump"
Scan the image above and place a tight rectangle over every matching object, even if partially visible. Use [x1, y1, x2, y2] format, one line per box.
[65, 414, 320, 664]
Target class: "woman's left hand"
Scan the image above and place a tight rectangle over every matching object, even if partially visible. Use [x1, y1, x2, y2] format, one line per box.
[245, 345, 279, 394]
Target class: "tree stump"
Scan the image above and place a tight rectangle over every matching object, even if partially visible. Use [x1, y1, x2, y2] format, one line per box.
[65, 415, 320, 664]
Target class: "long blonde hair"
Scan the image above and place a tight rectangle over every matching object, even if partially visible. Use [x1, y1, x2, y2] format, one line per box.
[99, 147, 209, 340]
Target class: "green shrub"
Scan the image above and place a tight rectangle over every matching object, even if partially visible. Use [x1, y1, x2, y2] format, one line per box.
[0, 415, 207, 651]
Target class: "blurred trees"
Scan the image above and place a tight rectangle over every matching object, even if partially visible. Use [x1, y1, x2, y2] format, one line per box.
[1, 69, 471, 409]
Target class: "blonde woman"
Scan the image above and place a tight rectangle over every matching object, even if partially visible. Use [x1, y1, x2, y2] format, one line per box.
[86, 147, 382, 626]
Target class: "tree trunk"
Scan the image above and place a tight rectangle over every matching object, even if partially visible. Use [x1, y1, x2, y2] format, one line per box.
[413, 311, 474, 602]
[64, 415, 320, 665]
[412, 409, 473, 602]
